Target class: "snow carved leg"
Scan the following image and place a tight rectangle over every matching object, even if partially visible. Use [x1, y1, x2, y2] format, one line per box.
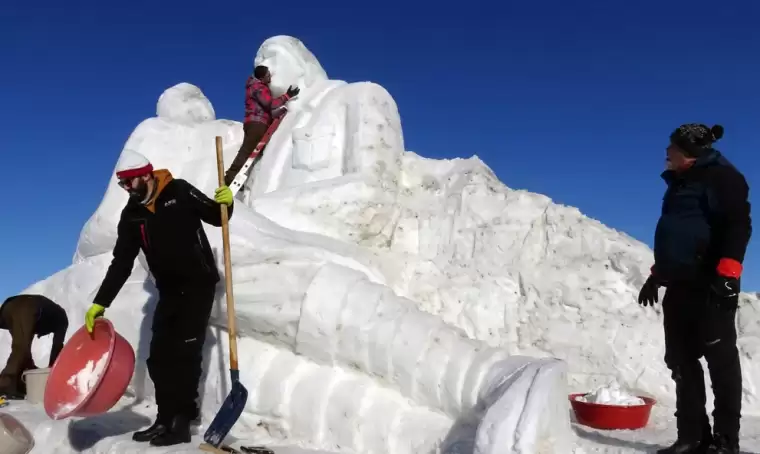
[294, 263, 572, 453]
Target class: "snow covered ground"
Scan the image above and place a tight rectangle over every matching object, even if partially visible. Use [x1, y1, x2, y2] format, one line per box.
[2, 35, 760, 453]
[8, 396, 760, 453]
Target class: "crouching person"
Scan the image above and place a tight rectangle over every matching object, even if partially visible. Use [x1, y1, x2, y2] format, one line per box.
[84, 150, 233, 447]
[0, 294, 68, 399]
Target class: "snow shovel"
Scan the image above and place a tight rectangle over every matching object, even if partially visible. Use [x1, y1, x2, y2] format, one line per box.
[201, 136, 249, 453]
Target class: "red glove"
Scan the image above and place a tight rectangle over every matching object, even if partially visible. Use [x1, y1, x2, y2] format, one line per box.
[716, 258, 743, 279]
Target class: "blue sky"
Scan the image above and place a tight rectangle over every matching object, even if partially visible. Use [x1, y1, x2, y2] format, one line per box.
[1, 0, 759, 299]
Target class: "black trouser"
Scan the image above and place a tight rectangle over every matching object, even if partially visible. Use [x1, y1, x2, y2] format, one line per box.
[147, 283, 216, 423]
[0, 297, 38, 396]
[224, 121, 269, 186]
[662, 282, 742, 443]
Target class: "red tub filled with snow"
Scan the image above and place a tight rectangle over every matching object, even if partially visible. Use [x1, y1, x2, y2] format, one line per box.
[44, 318, 135, 420]
[569, 383, 656, 430]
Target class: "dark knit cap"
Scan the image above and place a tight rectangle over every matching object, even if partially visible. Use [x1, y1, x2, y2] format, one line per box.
[669, 123, 724, 158]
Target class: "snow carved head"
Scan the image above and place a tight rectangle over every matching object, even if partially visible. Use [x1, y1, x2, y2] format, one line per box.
[254, 36, 328, 97]
[156, 82, 216, 124]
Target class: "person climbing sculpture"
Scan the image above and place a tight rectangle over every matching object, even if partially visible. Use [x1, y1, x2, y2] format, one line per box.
[638, 124, 752, 454]
[0, 294, 69, 399]
[223, 64, 300, 186]
[84, 149, 234, 447]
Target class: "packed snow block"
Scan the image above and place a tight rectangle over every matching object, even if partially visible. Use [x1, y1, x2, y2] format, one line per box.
[295, 263, 366, 365]
[389, 209, 421, 255]
[389, 309, 445, 399]
[440, 332, 481, 416]
[355, 388, 406, 454]
[365, 288, 412, 382]
[234, 342, 280, 413]
[286, 362, 329, 442]
[414, 325, 458, 410]
[460, 347, 513, 411]
[294, 263, 537, 429]
[475, 358, 572, 454]
[322, 374, 371, 450]
[292, 107, 345, 172]
[390, 408, 451, 454]
[343, 84, 404, 178]
[255, 352, 302, 429]
[335, 278, 383, 372]
[233, 261, 321, 349]
[437, 357, 572, 454]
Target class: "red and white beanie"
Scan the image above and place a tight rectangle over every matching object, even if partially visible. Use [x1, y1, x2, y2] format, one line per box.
[115, 150, 154, 179]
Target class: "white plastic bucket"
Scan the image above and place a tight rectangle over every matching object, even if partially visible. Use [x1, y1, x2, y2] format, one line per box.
[21, 368, 50, 405]
[0, 412, 34, 454]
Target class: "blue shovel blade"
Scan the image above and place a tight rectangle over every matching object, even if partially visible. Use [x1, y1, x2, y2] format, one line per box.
[203, 379, 249, 447]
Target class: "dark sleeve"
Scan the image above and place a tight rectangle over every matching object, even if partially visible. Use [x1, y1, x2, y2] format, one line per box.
[93, 209, 141, 308]
[707, 167, 752, 265]
[48, 305, 68, 367]
[178, 179, 234, 227]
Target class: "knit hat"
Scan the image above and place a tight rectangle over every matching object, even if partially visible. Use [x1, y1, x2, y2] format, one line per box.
[115, 150, 153, 179]
[669, 123, 724, 158]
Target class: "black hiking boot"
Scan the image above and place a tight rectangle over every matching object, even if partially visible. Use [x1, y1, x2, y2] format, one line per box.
[0, 389, 24, 400]
[705, 433, 739, 454]
[132, 419, 168, 442]
[190, 405, 202, 426]
[657, 438, 711, 454]
[150, 415, 191, 447]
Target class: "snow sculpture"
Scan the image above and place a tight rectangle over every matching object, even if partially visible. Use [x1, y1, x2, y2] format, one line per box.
[156, 82, 216, 124]
[4, 36, 574, 453]
[216, 35, 760, 420]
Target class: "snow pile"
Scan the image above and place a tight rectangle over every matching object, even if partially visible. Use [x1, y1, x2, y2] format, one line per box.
[67, 351, 110, 396]
[576, 381, 645, 406]
[51, 351, 110, 419]
[2, 34, 759, 453]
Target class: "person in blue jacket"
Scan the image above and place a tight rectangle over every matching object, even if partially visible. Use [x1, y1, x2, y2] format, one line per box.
[639, 124, 752, 454]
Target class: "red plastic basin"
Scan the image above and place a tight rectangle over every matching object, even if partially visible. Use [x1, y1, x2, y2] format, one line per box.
[569, 393, 656, 430]
[44, 318, 135, 420]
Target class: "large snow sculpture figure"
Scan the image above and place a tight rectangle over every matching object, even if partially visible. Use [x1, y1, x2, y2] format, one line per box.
[240, 36, 405, 251]
[2, 36, 574, 453]
[230, 38, 760, 420]
[74, 82, 242, 262]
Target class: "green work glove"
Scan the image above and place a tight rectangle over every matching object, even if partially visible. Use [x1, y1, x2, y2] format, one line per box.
[214, 185, 233, 206]
[85, 303, 106, 333]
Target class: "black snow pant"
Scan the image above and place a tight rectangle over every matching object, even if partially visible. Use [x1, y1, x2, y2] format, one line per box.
[662, 282, 742, 445]
[224, 121, 269, 186]
[0, 298, 38, 396]
[147, 282, 216, 423]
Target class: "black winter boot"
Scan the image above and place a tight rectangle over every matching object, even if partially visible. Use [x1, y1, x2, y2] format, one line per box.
[705, 433, 739, 454]
[657, 439, 710, 454]
[150, 415, 191, 447]
[658, 425, 713, 454]
[132, 419, 168, 442]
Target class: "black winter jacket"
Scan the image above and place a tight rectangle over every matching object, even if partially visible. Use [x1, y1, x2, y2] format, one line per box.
[93, 171, 233, 307]
[653, 150, 751, 283]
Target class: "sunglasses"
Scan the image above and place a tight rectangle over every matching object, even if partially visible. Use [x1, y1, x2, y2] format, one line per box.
[118, 177, 139, 189]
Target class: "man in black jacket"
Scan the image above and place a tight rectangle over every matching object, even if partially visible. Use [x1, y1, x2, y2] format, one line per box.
[0, 294, 68, 399]
[639, 124, 752, 454]
[85, 150, 234, 447]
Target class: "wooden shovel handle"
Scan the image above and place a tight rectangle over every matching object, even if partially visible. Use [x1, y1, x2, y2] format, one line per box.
[215, 136, 238, 370]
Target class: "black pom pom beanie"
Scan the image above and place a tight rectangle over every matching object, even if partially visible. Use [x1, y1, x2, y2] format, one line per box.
[670, 123, 724, 157]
